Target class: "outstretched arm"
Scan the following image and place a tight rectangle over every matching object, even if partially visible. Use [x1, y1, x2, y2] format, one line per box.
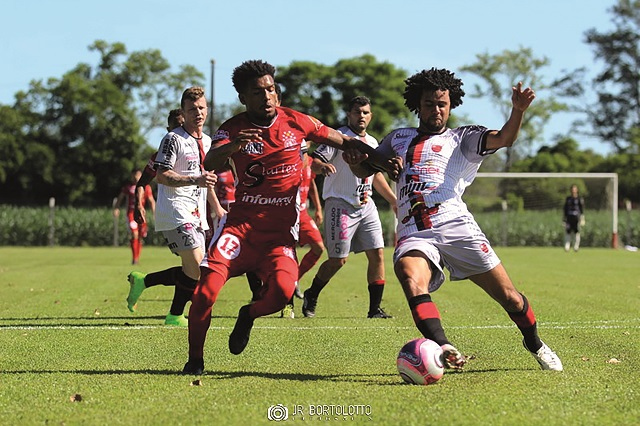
[485, 82, 535, 151]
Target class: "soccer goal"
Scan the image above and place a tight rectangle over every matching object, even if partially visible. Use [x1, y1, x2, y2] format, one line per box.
[464, 172, 619, 248]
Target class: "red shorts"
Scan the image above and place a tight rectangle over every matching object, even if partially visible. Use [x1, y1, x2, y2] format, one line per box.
[201, 221, 298, 287]
[298, 209, 322, 247]
[126, 211, 148, 238]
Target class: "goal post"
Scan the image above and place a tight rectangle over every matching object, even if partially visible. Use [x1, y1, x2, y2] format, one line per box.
[467, 172, 618, 248]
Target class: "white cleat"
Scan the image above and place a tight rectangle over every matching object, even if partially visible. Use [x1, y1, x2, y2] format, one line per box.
[440, 344, 466, 370]
[524, 340, 563, 371]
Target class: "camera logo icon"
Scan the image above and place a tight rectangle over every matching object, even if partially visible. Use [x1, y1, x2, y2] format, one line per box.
[267, 404, 289, 421]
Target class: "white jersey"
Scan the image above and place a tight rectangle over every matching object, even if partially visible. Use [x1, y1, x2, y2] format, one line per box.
[377, 125, 495, 240]
[312, 126, 377, 208]
[154, 127, 212, 232]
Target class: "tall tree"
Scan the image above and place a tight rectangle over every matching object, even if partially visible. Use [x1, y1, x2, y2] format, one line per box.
[0, 40, 204, 206]
[460, 47, 581, 171]
[583, 0, 640, 154]
[277, 54, 415, 139]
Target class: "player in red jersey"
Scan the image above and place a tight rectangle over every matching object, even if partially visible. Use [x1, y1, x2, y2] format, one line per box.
[182, 60, 398, 374]
[113, 168, 155, 265]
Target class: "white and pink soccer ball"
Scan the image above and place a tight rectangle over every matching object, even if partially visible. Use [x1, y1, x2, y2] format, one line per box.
[397, 338, 445, 385]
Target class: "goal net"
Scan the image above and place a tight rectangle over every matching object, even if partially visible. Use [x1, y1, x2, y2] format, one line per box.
[463, 172, 619, 248]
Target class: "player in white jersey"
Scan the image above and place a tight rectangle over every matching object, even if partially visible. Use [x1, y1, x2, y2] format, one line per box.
[303, 96, 397, 319]
[126, 87, 222, 327]
[347, 68, 562, 371]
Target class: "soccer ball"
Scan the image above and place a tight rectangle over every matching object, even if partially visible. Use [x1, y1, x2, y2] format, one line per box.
[397, 338, 445, 385]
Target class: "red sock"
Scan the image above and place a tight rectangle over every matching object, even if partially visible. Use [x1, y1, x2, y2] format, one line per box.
[133, 239, 141, 262]
[188, 268, 224, 359]
[298, 250, 321, 280]
[409, 294, 450, 346]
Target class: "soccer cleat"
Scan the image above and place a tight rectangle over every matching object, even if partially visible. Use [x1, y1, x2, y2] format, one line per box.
[126, 271, 147, 312]
[524, 340, 563, 371]
[164, 313, 188, 327]
[302, 289, 318, 318]
[182, 358, 204, 375]
[367, 307, 393, 318]
[228, 305, 254, 355]
[440, 344, 466, 370]
[280, 303, 295, 319]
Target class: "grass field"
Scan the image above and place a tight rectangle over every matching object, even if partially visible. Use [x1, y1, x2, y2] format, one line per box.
[0, 246, 638, 425]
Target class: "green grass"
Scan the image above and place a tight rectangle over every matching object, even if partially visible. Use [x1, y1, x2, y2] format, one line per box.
[0, 246, 638, 425]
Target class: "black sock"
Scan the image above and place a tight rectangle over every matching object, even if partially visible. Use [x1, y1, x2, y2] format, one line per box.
[169, 270, 197, 316]
[408, 294, 450, 346]
[144, 266, 182, 288]
[508, 293, 542, 352]
[307, 276, 329, 297]
[368, 283, 384, 313]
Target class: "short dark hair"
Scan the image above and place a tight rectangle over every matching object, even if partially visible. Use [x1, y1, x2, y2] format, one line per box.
[167, 109, 184, 130]
[403, 68, 465, 114]
[232, 60, 276, 94]
[346, 96, 371, 112]
[180, 87, 206, 109]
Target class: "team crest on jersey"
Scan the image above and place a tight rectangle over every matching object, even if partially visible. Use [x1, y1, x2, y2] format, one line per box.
[212, 129, 230, 142]
[480, 243, 489, 253]
[241, 141, 264, 155]
[281, 130, 297, 149]
[431, 145, 443, 153]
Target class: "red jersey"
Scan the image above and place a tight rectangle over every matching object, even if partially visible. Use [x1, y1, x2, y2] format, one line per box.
[211, 107, 330, 236]
[299, 155, 315, 211]
[120, 182, 152, 213]
[215, 169, 236, 206]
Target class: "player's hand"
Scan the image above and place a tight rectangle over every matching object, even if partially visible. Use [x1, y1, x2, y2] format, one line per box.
[318, 162, 337, 176]
[342, 148, 368, 165]
[314, 210, 323, 225]
[512, 81, 535, 112]
[233, 129, 263, 151]
[200, 171, 218, 188]
[134, 206, 146, 225]
[387, 156, 403, 181]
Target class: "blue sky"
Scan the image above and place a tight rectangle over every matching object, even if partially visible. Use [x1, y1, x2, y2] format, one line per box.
[2, 0, 616, 154]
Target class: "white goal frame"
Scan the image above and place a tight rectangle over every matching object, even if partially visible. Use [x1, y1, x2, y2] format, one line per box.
[476, 172, 619, 248]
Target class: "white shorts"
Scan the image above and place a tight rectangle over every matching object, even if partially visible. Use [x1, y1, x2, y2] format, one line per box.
[393, 214, 501, 293]
[161, 223, 206, 255]
[323, 197, 385, 258]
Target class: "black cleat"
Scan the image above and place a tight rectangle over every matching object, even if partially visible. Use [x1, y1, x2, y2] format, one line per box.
[367, 307, 393, 318]
[228, 305, 254, 355]
[182, 358, 204, 375]
[302, 290, 318, 317]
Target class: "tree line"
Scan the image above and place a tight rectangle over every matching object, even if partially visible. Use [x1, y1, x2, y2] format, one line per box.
[0, 0, 638, 207]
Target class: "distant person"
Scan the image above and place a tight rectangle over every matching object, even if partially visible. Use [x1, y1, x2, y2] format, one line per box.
[303, 96, 397, 319]
[563, 184, 585, 252]
[346, 67, 563, 371]
[113, 168, 155, 265]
